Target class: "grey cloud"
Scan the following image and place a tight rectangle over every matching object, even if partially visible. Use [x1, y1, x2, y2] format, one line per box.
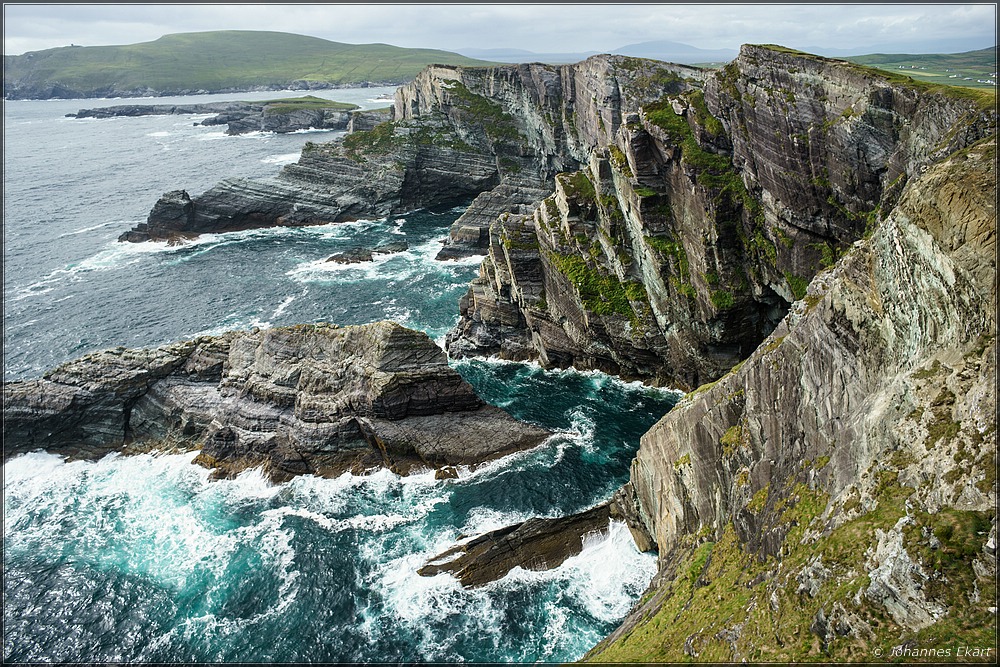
[3, 3, 995, 56]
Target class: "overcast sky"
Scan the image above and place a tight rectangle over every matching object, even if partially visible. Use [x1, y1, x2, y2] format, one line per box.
[3, 3, 997, 57]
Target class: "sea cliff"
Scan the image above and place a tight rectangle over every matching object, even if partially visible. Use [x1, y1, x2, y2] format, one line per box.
[586, 133, 996, 664]
[13, 43, 997, 660]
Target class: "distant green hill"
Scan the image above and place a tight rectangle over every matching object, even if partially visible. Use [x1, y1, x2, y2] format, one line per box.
[845, 46, 997, 88]
[3, 30, 494, 100]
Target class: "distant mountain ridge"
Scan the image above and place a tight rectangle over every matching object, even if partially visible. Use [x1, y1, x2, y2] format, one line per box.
[456, 39, 736, 65]
[457, 40, 995, 68]
[2, 30, 493, 100]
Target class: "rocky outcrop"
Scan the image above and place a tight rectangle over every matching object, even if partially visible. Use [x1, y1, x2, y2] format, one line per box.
[419, 503, 613, 587]
[3, 321, 550, 481]
[71, 101, 252, 119]
[326, 241, 408, 264]
[118, 110, 501, 242]
[201, 106, 354, 136]
[394, 58, 704, 259]
[418, 487, 661, 587]
[120, 46, 993, 389]
[586, 136, 996, 662]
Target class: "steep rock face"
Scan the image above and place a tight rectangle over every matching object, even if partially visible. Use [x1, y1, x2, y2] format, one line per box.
[587, 137, 996, 661]
[3, 322, 550, 481]
[446, 46, 996, 389]
[395, 58, 703, 258]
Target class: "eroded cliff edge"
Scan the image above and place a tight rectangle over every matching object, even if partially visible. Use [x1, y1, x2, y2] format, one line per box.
[3, 321, 549, 482]
[586, 137, 997, 662]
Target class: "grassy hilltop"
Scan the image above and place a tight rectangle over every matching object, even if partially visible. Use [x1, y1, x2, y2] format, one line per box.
[3, 30, 494, 98]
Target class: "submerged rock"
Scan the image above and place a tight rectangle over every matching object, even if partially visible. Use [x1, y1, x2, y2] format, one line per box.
[325, 241, 409, 264]
[326, 247, 374, 263]
[3, 321, 551, 482]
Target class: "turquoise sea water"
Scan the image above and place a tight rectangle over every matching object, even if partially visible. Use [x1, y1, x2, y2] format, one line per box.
[3, 89, 678, 662]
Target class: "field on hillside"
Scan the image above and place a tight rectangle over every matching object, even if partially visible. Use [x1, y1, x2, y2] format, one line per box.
[847, 47, 997, 88]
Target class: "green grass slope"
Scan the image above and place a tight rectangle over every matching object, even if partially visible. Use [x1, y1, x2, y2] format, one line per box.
[3, 30, 494, 98]
[846, 46, 997, 89]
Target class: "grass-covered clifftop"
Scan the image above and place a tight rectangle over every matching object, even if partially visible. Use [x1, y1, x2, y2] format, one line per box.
[2, 30, 494, 99]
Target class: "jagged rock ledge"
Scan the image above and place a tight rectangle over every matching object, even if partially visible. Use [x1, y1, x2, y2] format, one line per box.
[117, 106, 492, 243]
[2, 321, 551, 482]
[418, 503, 613, 587]
[418, 485, 656, 587]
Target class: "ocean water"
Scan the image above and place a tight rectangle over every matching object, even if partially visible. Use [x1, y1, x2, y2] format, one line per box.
[3, 88, 678, 662]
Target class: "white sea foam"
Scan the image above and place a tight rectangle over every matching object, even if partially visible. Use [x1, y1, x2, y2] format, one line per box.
[196, 131, 229, 141]
[261, 152, 301, 165]
[565, 407, 598, 454]
[450, 355, 685, 399]
[146, 131, 171, 137]
[271, 295, 296, 318]
[287, 127, 344, 135]
[558, 520, 658, 621]
[55, 220, 130, 238]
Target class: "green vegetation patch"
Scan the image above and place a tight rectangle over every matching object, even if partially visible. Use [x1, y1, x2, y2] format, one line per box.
[607, 145, 633, 177]
[547, 251, 646, 321]
[443, 80, 522, 143]
[558, 171, 597, 203]
[784, 271, 810, 301]
[341, 121, 398, 161]
[586, 474, 997, 664]
[260, 95, 359, 114]
[710, 289, 735, 310]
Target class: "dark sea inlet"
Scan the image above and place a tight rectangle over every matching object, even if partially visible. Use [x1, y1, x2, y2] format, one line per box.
[3, 88, 679, 662]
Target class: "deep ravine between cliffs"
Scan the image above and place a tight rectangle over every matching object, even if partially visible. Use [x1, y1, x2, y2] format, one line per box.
[7, 44, 998, 662]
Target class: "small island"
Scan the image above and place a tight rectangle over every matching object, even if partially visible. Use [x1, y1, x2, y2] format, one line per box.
[68, 95, 361, 135]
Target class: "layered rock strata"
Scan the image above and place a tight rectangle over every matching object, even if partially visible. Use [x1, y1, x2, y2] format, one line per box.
[446, 46, 996, 389]
[3, 321, 550, 482]
[120, 57, 700, 252]
[587, 136, 997, 662]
